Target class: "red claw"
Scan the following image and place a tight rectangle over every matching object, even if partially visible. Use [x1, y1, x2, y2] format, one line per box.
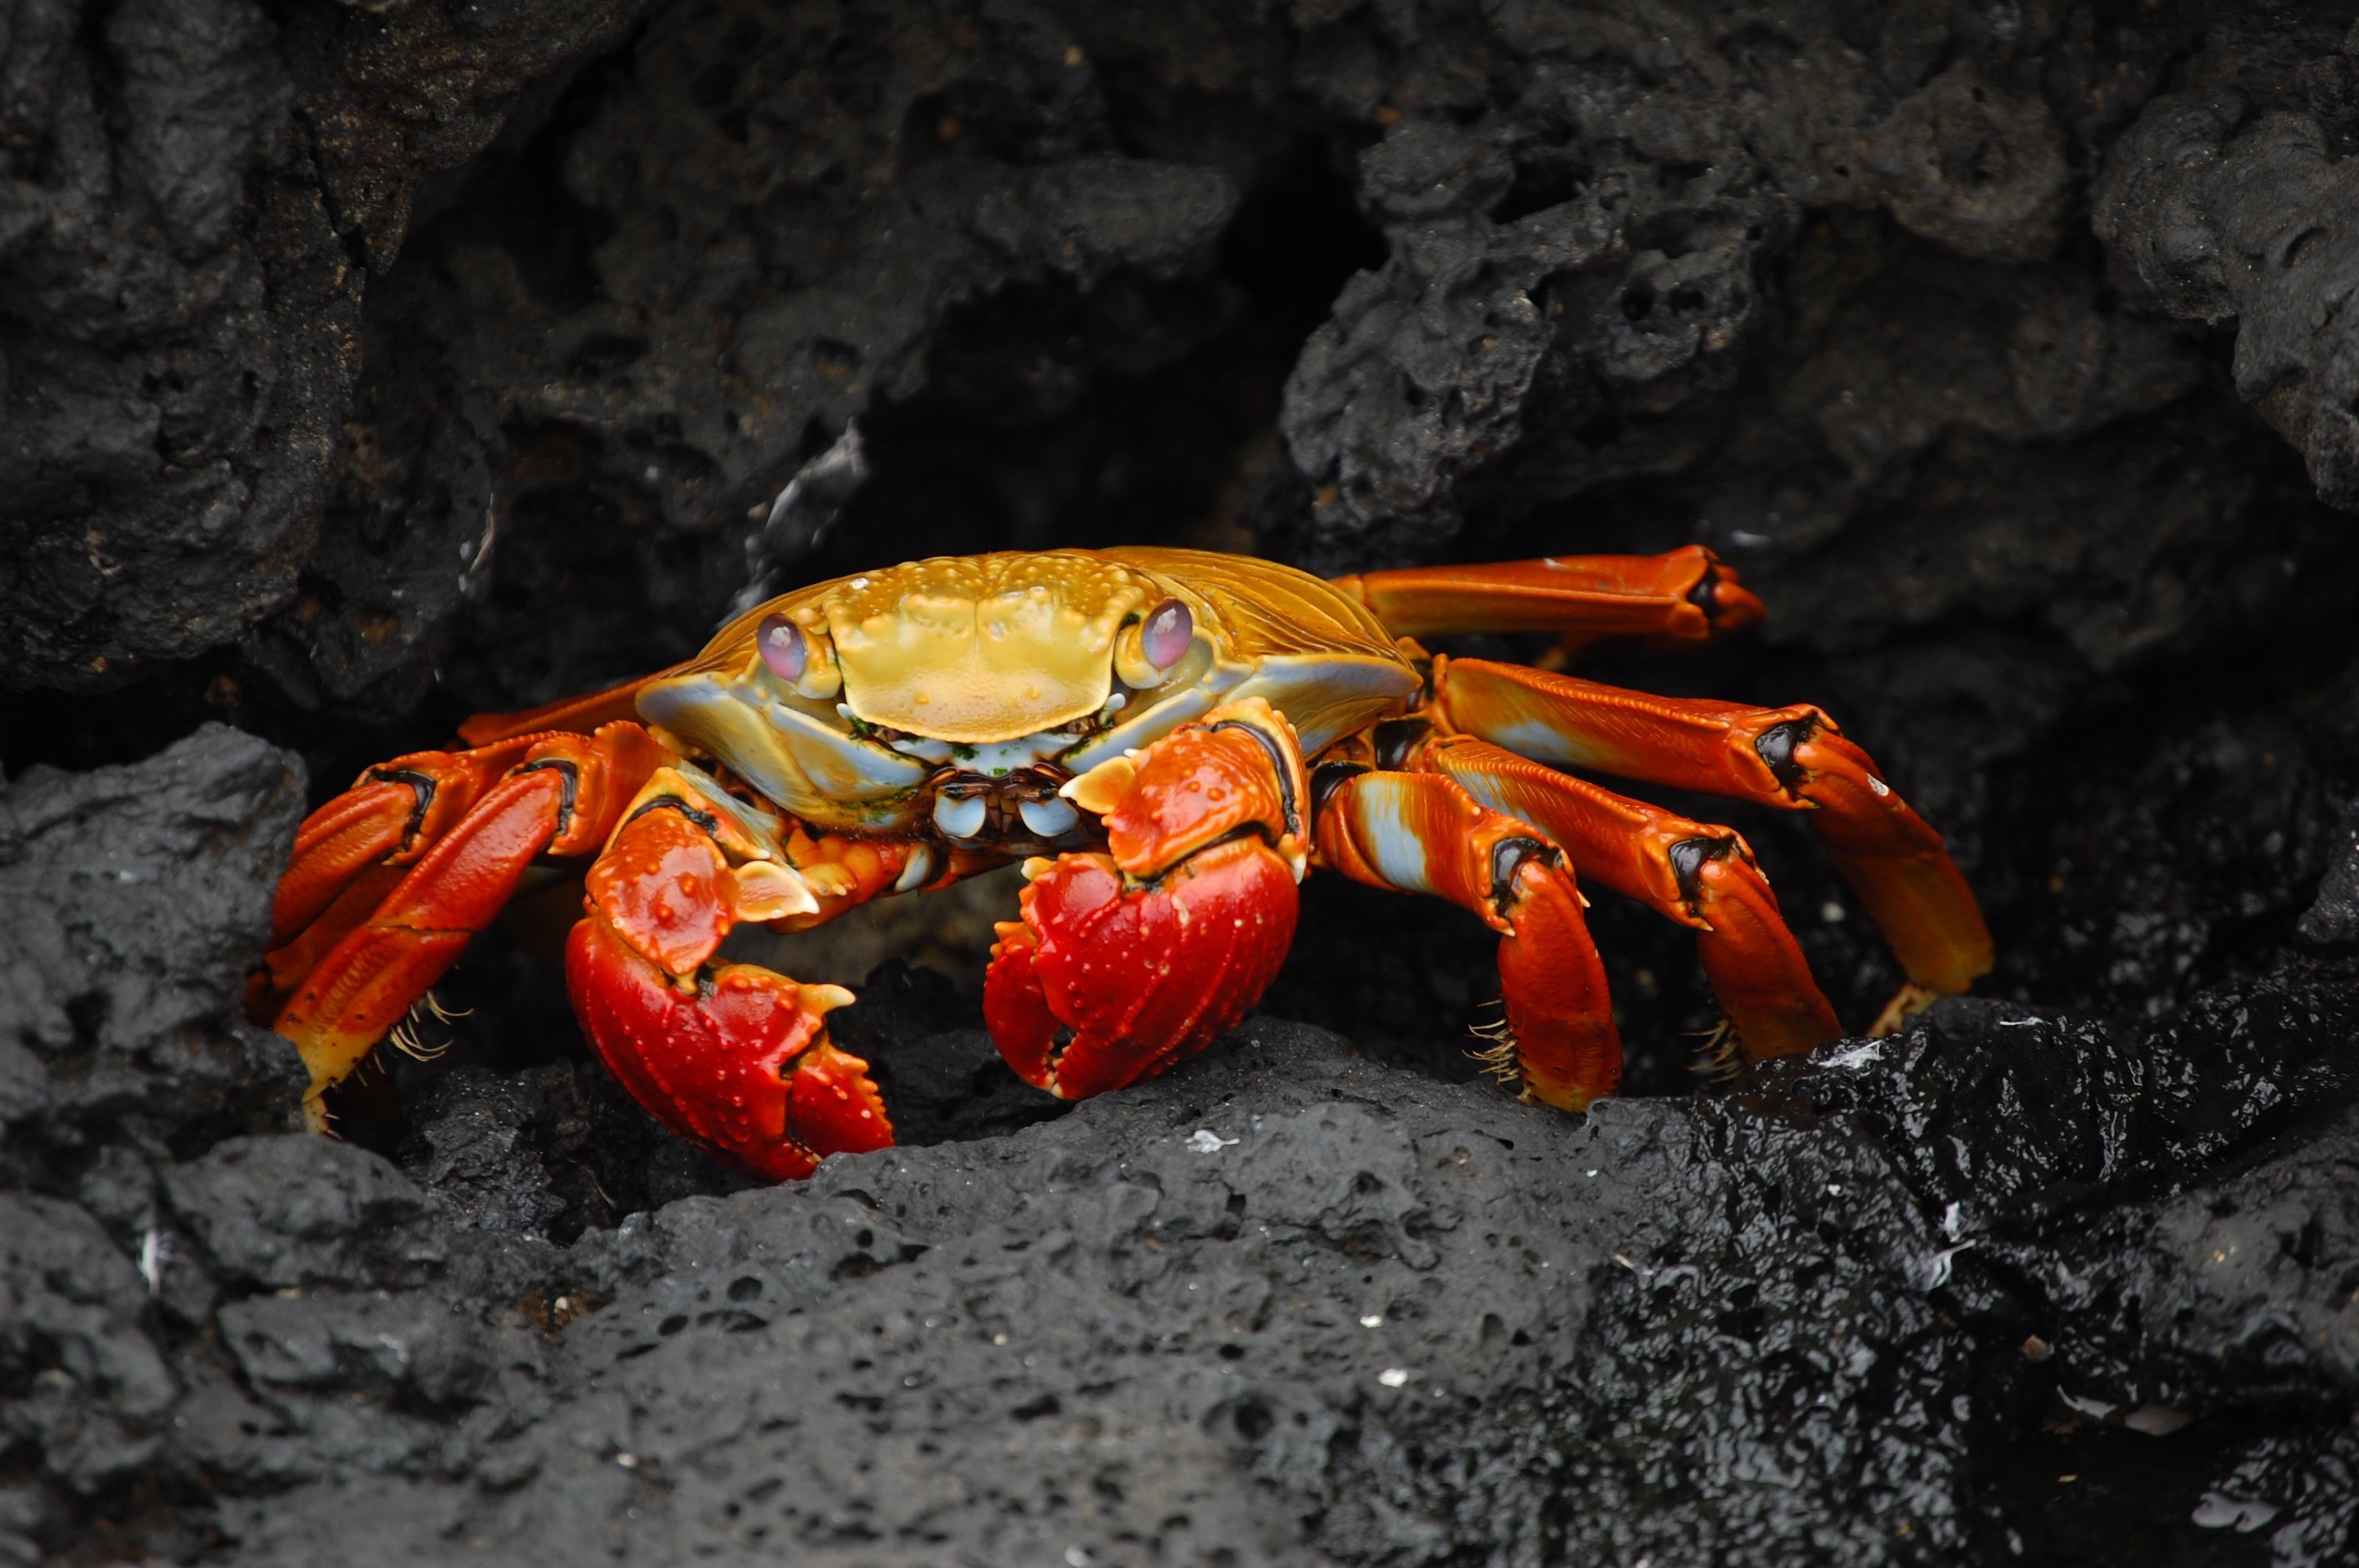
[568, 913, 888, 1181]
[985, 837, 1299, 1100]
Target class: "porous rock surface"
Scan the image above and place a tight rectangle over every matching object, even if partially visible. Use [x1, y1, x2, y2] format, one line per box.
[2, 717, 2358, 1563]
[12, 0, 2359, 1563]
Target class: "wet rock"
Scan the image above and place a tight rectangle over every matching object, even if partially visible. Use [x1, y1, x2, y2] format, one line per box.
[154, 982, 2359, 1566]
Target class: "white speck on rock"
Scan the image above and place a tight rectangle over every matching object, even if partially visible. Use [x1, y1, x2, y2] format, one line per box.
[2191, 1493, 2278, 1532]
[1184, 1129, 1238, 1153]
[1924, 1241, 1976, 1289]
[1821, 1039, 1885, 1070]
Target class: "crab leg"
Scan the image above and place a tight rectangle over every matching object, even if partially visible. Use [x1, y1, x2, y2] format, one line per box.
[263, 734, 546, 958]
[566, 766, 897, 1181]
[984, 698, 1308, 1099]
[1331, 545, 1764, 647]
[1415, 735, 1840, 1060]
[1310, 768, 1620, 1110]
[1428, 657, 1994, 1019]
[453, 670, 675, 748]
[264, 724, 674, 1127]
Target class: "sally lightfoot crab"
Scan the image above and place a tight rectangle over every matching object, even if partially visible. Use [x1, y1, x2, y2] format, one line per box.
[250, 547, 1992, 1180]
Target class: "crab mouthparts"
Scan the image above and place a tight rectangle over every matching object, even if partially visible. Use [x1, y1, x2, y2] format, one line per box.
[929, 770, 1092, 848]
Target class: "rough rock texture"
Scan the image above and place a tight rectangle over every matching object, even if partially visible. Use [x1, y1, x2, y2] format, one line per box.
[0, 672, 2356, 1563]
[9, 0, 2354, 733]
[12, 0, 2359, 1564]
[2093, 9, 2359, 512]
[0, 724, 308, 1183]
[0, 0, 657, 690]
[242, 0, 1259, 720]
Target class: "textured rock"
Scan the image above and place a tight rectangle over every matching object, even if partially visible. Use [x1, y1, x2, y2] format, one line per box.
[0, 0, 658, 690]
[113, 992, 2359, 1566]
[9, 2, 2359, 1565]
[0, 1195, 175, 1497]
[163, 1134, 447, 1291]
[0, 724, 308, 1182]
[2092, 9, 2359, 511]
[2300, 801, 2359, 946]
[0, 681, 2355, 1565]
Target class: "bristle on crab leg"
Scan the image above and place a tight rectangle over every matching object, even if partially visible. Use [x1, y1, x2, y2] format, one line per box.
[1309, 768, 1620, 1110]
[1418, 735, 1841, 1061]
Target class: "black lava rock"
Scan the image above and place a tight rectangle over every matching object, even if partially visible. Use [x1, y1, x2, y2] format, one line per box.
[13, 2, 2359, 1564]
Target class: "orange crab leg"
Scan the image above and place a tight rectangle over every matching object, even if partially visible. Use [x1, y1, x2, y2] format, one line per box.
[1330, 545, 1764, 645]
[1310, 767, 1619, 1111]
[985, 698, 1308, 1100]
[1429, 656, 1994, 1007]
[264, 735, 545, 951]
[266, 724, 671, 1127]
[453, 671, 672, 748]
[1416, 735, 1840, 1060]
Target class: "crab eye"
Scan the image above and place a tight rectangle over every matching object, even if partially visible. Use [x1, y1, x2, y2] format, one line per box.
[1141, 598, 1193, 670]
[756, 615, 808, 682]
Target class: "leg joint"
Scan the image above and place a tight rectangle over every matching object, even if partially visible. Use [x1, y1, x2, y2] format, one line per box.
[513, 757, 582, 838]
[624, 793, 722, 838]
[365, 767, 438, 852]
[1667, 833, 1735, 906]
[1488, 835, 1561, 915]
[1206, 717, 1300, 837]
[1753, 715, 1820, 793]
[1310, 760, 1369, 815]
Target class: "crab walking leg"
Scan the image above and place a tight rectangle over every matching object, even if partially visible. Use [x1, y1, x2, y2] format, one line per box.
[454, 670, 675, 748]
[1330, 545, 1765, 646]
[267, 724, 674, 1129]
[986, 697, 1309, 1100]
[565, 767, 896, 1182]
[263, 733, 553, 962]
[1417, 735, 1840, 1060]
[1429, 657, 1994, 1010]
[1310, 768, 1620, 1110]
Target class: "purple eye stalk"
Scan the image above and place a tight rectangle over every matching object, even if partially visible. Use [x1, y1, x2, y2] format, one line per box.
[1116, 597, 1197, 688]
[1142, 599, 1192, 670]
[757, 614, 808, 681]
[755, 612, 841, 698]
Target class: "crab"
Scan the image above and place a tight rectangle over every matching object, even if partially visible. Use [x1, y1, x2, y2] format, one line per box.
[250, 546, 1991, 1180]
